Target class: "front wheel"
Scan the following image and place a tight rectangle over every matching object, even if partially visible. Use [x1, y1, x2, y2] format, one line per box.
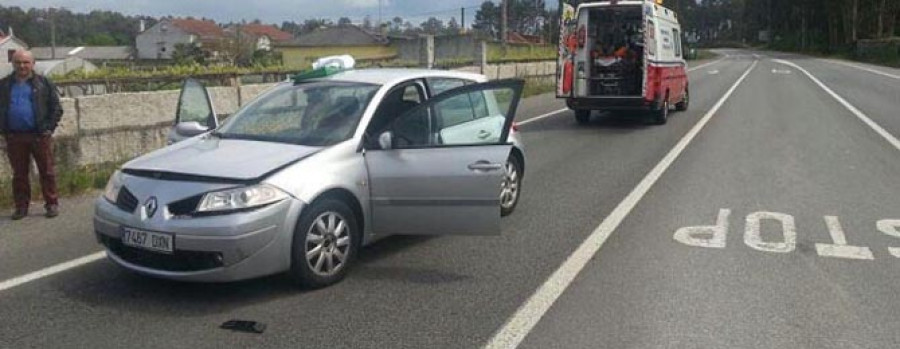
[290, 199, 359, 289]
[500, 155, 523, 217]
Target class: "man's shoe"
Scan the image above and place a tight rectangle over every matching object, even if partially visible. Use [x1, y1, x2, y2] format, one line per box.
[45, 205, 59, 218]
[11, 208, 27, 220]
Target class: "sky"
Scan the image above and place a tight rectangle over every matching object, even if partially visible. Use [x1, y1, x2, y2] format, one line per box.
[1, 0, 499, 26]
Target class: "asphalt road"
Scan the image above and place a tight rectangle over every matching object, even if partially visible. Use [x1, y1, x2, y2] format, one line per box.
[1, 50, 898, 348]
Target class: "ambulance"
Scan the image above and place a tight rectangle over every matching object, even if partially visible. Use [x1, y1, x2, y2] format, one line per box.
[556, 0, 688, 125]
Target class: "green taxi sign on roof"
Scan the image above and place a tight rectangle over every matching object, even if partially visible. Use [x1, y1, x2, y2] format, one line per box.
[291, 66, 345, 83]
[292, 55, 356, 83]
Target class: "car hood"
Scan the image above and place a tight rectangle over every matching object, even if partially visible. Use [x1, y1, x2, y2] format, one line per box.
[124, 136, 323, 181]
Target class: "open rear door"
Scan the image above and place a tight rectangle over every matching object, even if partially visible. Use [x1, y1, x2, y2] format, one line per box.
[556, 1, 579, 98]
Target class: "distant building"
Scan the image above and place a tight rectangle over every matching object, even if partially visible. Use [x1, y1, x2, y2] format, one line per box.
[136, 18, 226, 59]
[233, 24, 293, 51]
[274, 25, 395, 67]
[0, 30, 29, 64]
[31, 46, 135, 64]
[34, 56, 98, 76]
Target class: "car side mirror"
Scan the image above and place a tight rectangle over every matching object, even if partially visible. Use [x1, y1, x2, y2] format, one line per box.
[175, 121, 209, 137]
[378, 131, 393, 150]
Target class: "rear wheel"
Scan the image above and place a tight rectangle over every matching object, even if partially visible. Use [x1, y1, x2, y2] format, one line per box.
[651, 96, 669, 125]
[500, 154, 522, 217]
[575, 110, 591, 124]
[675, 86, 689, 111]
[290, 199, 359, 289]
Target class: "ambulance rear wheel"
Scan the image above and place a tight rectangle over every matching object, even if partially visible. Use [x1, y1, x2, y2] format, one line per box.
[575, 110, 591, 124]
[675, 86, 689, 111]
[651, 98, 669, 125]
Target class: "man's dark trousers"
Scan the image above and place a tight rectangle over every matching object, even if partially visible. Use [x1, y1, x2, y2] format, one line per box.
[5, 133, 58, 210]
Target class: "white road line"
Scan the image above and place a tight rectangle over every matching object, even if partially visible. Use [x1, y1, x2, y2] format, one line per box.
[774, 59, 900, 152]
[518, 108, 569, 125]
[688, 56, 726, 72]
[483, 59, 760, 349]
[819, 58, 900, 80]
[517, 56, 728, 126]
[0, 251, 106, 293]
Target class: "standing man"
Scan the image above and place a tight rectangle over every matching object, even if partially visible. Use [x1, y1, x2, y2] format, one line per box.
[0, 50, 63, 220]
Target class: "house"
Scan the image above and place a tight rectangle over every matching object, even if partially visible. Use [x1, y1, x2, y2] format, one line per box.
[31, 46, 135, 64]
[135, 18, 226, 59]
[0, 29, 29, 63]
[274, 25, 395, 67]
[233, 24, 293, 51]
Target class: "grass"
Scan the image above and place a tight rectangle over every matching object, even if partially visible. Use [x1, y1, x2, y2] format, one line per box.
[523, 76, 556, 98]
[0, 161, 122, 209]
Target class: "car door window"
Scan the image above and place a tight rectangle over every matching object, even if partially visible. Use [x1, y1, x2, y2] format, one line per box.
[427, 78, 468, 96]
[177, 79, 215, 128]
[389, 80, 523, 148]
[368, 81, 425, 138]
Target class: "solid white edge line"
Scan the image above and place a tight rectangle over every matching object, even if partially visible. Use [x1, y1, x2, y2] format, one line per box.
[774, 59, 900, 152]
[518, 108, 569, 126]
[688, 56, 726, 72]
[517, 56, 726, 126]
[819, 58, 900, 80]
[0, 251, 106, 293]
[483, 59, 759, 349]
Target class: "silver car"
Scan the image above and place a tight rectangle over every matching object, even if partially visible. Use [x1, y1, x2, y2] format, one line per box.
[93, 69, 525, 288]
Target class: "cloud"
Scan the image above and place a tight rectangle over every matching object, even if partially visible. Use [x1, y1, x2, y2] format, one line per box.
[338, 0, 389, 9]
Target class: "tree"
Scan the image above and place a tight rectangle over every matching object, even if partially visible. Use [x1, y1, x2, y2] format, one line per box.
[420, 17, 444, 35]
[446, 17, 461, 35]
[473, 1, 501, 39]
[338, 17, 352, 26]
[172, 43, 206, 65]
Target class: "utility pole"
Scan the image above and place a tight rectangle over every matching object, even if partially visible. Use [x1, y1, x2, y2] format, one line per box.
[501, 0, 508, 48]
[461, 7, 466, 33]
[378, 0, 383, 31]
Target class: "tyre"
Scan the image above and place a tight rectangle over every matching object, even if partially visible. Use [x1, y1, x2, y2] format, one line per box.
[651, 96, 669, 125]
[675, 86, 689, 111]
[500, 154, 523, 217]
[575, 110, 591, 124]
[290, 199, 359, 289]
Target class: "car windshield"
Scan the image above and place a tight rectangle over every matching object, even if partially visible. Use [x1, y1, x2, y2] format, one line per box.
[214, 81, 380, 146]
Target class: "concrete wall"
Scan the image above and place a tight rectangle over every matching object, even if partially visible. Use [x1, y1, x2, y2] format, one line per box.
[394, 34, 480, 62]
[0, 62, 553, 178]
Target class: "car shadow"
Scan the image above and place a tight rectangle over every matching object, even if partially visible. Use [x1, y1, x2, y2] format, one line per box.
[58, 234, 450, 315]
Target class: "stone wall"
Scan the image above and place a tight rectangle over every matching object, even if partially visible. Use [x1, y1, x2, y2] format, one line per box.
[0, 62, 553, 178]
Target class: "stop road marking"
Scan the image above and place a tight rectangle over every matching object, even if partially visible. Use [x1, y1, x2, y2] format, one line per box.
[674, 209, 900, 261]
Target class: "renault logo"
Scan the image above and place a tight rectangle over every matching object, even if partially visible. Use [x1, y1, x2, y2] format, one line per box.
[145, 196, 159, 218]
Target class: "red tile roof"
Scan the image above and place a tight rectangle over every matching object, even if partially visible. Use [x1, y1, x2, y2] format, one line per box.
[171, 19, 225, 39]
[239, 24, 293, 42]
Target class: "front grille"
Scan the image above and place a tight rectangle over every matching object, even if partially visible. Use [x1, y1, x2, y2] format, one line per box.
[168, 195, 202, 216]
[115, 187, 139, 213]
[100, 234, 224, 272]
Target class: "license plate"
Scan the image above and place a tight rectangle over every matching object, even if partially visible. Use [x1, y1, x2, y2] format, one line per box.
[121, 227, 174, 254]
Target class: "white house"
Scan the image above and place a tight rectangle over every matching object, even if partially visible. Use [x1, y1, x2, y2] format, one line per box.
[135, 18, 225, 59]
[0, 30, 29, 64]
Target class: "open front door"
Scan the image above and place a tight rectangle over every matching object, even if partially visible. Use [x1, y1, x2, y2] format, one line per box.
[557, 1, 579, 98]
[365, 79, 524, 236]
[167, 78, 218, 145]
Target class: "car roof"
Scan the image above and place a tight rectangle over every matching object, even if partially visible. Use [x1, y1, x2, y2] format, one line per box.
[318, 68, 488, 86]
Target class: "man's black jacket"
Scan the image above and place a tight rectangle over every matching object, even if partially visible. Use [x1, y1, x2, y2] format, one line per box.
[0, 73, 64, 135]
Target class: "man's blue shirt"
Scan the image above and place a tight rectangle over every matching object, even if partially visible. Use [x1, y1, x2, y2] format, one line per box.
[8, 80, 36, 132]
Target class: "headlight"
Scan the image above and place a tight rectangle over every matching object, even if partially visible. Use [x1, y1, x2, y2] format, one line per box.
[196, 184, 288, 213]
[103, 170, 123, 203]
